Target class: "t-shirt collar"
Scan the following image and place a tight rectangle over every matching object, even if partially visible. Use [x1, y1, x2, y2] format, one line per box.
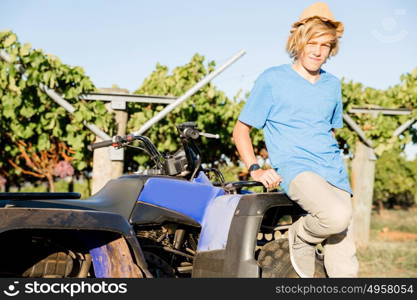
[286, 63, 327, 86]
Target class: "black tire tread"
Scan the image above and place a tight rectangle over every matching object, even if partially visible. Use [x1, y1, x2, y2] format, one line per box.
[258, 239, 327, 278]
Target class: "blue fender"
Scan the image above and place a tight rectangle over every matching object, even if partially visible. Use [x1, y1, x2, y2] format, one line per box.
[197, 194, 241, 251]
[137, 172, 242, 251]
[137, 173, 225, 224]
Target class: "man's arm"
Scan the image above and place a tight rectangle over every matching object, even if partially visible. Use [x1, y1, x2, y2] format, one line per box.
[233, 120, 282, 189]
[232, 121, 258, 168]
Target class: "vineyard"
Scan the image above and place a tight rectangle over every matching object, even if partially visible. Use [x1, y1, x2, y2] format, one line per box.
[1, 30, 416, 211]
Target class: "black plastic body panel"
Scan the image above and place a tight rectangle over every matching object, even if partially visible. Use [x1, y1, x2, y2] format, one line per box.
[0, 175, 149, 219]
[131, 202, 200, 227]
[0, 207, 150, 277]
[0, 207, 132, 234]
[192, 250, 225, 277]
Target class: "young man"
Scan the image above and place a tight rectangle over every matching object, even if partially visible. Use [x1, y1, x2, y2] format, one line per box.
[233, 2, 358, 277]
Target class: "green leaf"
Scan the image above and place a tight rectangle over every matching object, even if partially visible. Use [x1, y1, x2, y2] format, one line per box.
[20, 105, 36, 118]
[38, 133, 50, 150]
[21, 123, 35, 138]
[19, 43, 32, 56]
[3, 34, 16, 47]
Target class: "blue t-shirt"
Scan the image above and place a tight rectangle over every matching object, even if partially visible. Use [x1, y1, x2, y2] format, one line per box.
[238, 64, 352, 195]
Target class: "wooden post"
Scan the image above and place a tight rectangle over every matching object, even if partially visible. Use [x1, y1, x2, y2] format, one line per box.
[91, 138, 112, 195]
[111, 104, 128, 178]
[351, 140, 377, 248]
[91, 88, 128, 195]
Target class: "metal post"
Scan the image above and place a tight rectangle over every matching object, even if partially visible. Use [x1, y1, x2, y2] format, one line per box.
[393, 118, 416, 137]
[343, 113, 373, 148]
[134, 49, 246, 135]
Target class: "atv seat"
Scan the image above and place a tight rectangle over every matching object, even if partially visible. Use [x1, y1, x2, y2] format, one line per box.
[0, 175, 155, 219]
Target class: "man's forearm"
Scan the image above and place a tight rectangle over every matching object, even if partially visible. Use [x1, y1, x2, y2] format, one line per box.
[233, 121, 258, 168]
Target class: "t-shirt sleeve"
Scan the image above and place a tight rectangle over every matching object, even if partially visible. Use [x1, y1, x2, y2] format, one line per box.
[331, 82, 344, 129]
[238, 73, 273, 129]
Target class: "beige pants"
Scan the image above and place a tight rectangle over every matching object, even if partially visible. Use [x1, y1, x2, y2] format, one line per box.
[287, 171, 359, 277]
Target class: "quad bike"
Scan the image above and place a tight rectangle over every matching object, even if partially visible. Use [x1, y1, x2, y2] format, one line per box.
[0, 122, 326, 278]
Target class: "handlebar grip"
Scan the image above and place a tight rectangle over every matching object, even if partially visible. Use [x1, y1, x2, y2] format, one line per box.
[224, 181, 268, 193]
[88, 139, 114, 151]
[225, 181, 264, 188]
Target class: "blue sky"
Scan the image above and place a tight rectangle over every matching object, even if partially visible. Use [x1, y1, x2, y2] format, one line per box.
[1, 0, 416, 157]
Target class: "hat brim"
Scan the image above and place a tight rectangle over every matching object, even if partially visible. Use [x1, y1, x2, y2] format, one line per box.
[291, 16, 344, 37]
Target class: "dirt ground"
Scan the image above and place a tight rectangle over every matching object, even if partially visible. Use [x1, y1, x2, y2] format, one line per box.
[378, 229, 417, 242]
[357, 208, 417, 278]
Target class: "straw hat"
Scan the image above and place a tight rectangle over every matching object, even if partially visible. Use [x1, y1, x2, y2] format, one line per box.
[291, 2, 344, 37]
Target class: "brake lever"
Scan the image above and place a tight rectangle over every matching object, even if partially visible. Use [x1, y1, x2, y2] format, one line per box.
[199, 132, 219, 139]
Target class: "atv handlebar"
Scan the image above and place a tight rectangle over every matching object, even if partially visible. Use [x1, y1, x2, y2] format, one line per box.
[89, 123, 219, 151]
[88, 139, 114, 151]
[88, 122, 218, 178]
[89, 135, 138, 151]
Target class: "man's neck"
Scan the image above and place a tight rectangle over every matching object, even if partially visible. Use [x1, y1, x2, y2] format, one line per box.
[292, 61, 321, 84]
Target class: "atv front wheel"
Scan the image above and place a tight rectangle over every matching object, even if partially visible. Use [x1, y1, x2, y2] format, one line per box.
[257, 239, 327, 278]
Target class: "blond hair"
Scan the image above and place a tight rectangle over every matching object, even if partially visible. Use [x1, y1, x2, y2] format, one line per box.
[286, 17, 340, 61]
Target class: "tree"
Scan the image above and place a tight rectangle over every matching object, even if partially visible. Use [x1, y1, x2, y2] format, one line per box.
[8, 140, 75, 192]
[374, 148, 417, 210]
[126, 54, 253, 170]
[337, 69, 417, 153]
[0, 31, 115, 189]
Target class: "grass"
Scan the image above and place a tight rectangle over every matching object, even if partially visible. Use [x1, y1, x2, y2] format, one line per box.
[357, 208, 417, 277]
[367, 209, 417, 234]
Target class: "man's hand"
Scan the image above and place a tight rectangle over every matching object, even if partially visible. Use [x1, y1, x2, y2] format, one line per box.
[250, 168, 282, 189]
[233, 121, 282, 189]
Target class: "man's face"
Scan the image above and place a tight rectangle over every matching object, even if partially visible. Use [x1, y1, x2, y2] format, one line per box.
[297, 34, 333, 72]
